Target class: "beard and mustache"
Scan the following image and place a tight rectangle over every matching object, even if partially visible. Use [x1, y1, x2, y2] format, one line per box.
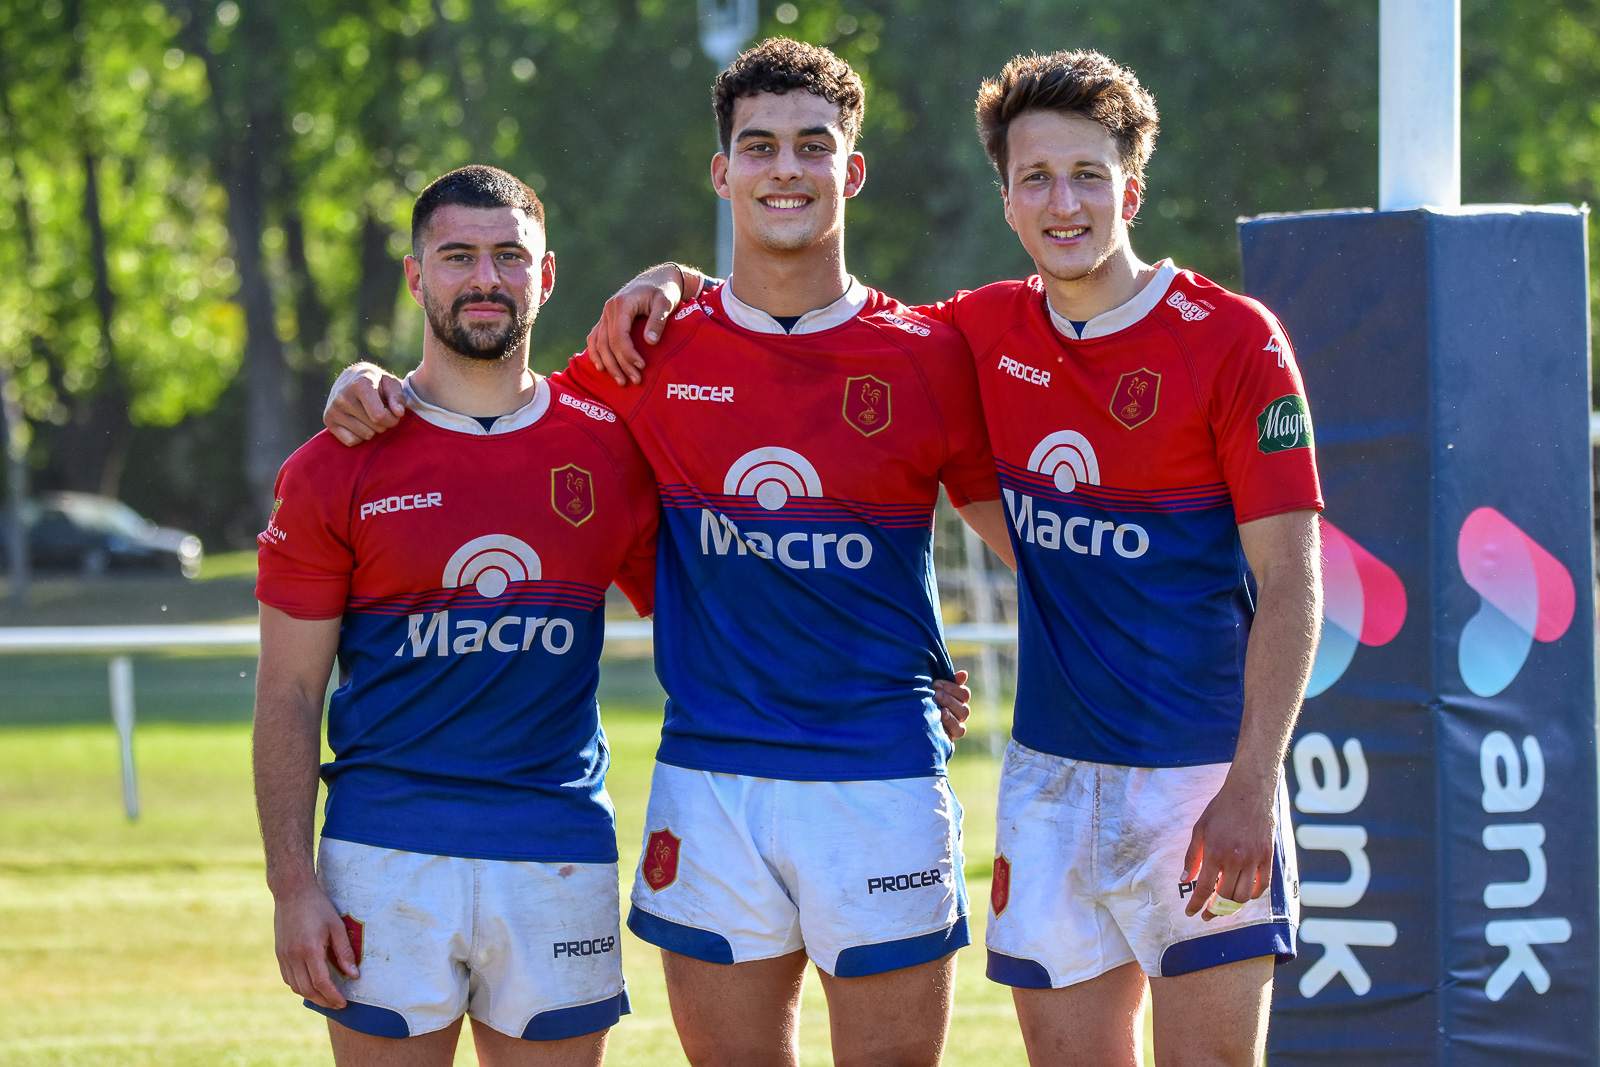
[421, 286, 536, 362]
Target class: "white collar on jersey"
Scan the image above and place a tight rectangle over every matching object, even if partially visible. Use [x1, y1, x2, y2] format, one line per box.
[718, 276, 869, 335]
[401, 372, 551, 435]
[1046, 258, 1179, 341]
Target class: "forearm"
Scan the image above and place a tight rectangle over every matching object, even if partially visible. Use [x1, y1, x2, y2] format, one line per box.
[253, 683, 326, 895]
[1232, 560, 1320, 788]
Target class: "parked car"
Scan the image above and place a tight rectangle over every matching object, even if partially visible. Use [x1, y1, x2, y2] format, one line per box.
[0, 492, 203, 578]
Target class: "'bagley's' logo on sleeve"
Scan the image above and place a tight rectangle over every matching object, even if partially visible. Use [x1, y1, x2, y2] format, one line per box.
[395, 535, 579, 659]
[558, 392, 616, 422]
[1165, 289, 1212, 321]
[1256, 394, 1314, 454]
[700, 447, 874, 570]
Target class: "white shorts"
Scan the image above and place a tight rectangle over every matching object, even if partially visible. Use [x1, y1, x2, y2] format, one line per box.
[985, 741, 1298, 987]
[309, 838, 629, 1040]
[626, 762, 968, 977]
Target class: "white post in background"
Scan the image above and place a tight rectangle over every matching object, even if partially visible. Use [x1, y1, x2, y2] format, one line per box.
[962, 523, 1005, 756]
[698, 0, 759, 279]
[109, 655, 140, 820]
[1379, 0, 1460, 210]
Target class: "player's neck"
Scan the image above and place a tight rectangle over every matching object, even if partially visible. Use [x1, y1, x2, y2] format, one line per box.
[725, 239, 850, 318]
[1041, 243, 1158, 324]
[412, 335, 539, 418]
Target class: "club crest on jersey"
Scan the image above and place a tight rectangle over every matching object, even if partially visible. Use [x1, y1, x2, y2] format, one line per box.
[1110, 368, 1160, 429]
[642, 828, 681, 892]
[991, 855, 1011, 916]
[844, 375, 891, 437]
[552, 464, 594, 527]
[341, 913, 364, 965]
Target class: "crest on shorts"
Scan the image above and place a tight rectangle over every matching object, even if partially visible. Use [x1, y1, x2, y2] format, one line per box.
[341, 913, 365, 966]
[991, 854, 1012, 917]
[552, 464, 594, 527]
[642, 827, 681, 892]
[1110, 368, 1160, 430]
[843, 375, 891, 437]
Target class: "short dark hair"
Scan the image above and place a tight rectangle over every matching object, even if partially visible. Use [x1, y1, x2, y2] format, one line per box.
[975, 51, 1159, 188]
[713, 37, 865, 155]
[410, 165, 545, 256]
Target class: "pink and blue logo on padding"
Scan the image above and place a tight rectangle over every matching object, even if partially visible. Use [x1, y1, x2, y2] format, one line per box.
[1305, 519, 1407, 698]
[1456, 507, 1575, 697]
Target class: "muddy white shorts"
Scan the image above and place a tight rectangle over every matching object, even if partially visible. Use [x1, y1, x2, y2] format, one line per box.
[985, 741, 1298, 988]
[308, 838, 629, 1040]
[626, 762, 969, 977]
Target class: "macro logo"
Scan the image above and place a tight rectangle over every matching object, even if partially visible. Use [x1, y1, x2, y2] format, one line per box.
[443, 534, 541, 598]
[1028, 430, 1100, 493]
[1457, 506, 1575, 697]
[1305, 519, 1407, 698]
[723, 446, 824, 511]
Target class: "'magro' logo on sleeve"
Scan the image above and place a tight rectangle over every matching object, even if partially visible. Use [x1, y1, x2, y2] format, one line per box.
[1256, 394, 1314, 454]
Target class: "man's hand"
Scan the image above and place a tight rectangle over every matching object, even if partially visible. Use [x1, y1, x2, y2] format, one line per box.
[1181, 773, 1277, 920]
[273, 878, 358, 1009]
[584, 263, 694, 386]
[324, 362, 406, 446]
[933, 670, 973, 740]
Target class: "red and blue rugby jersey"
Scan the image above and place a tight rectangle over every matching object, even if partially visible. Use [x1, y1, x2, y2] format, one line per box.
[255, 377, 658, 862]
[561, 280, 999, 781]
[922, 262, 1322, 767]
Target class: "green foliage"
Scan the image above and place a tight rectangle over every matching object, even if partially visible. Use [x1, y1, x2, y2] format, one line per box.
[2, 0, 1598, 535]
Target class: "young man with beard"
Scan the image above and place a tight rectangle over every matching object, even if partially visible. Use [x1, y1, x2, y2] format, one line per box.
[255, 166, 658, 1067]
[323, 40, 1012, 1067]
[586, 47, 1322, 1067]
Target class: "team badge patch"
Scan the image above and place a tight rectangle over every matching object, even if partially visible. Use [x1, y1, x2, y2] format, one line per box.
[843, 375, 891, 437]
[991, 854, 1011, 916]
[642, 828, 681, 892]
[340, 913, 364, 966]
[1256, 394, 1314, 454]
[1110, 368, 1160, 429]
[551, 464, 594, 526]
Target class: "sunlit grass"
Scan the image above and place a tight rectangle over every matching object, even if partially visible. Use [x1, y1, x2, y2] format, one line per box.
[0, 699, 1043, 1066]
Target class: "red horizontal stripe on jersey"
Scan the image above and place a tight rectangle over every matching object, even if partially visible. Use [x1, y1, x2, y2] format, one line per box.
[347, 580, 607, 617]
[997, 462, 1232, 514]
[657, 484, 933, 529]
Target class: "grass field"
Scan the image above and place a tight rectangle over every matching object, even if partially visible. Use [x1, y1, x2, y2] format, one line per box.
[0, 681, 1046, 1065]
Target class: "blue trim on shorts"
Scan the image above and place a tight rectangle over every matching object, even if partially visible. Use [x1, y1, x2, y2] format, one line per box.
[305, 998, 410, 1039]
[832, 915, 970, 978]
[985, 949, 1054, 989]
[521, 989, 631, 1041]
[1158, 921, 1297, 977]
[627, 905, 735, 964]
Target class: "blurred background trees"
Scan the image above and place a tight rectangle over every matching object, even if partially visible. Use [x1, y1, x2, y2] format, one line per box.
[0, 0, 1595, 547]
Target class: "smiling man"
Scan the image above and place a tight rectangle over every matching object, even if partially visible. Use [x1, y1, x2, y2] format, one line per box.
[586, 47, 1323, 1067]
[254, 166, 657, 1067]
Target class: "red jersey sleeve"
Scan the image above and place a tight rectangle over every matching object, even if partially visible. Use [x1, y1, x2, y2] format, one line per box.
[926, 332, 1001, 508]
[1204, 303, 1324, 524]
[609, 433, 660, 618]
[255, 433, 358, 620]
[907, 290, 972, 329]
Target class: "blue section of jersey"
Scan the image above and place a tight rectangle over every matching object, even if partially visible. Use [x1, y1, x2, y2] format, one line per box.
[1000, 463, 1253, 765]
[319, 592, 618, 862]
[650, 489, 955, 781]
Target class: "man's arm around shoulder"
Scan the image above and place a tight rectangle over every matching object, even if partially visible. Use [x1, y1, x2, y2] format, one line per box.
[254, 603, 354, 1007]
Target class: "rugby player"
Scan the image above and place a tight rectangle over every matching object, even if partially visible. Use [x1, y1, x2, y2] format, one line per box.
[587, 47, 1323, 1067]
[322, 40, 1011, 1067]
[254, 166, 658, 1067]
